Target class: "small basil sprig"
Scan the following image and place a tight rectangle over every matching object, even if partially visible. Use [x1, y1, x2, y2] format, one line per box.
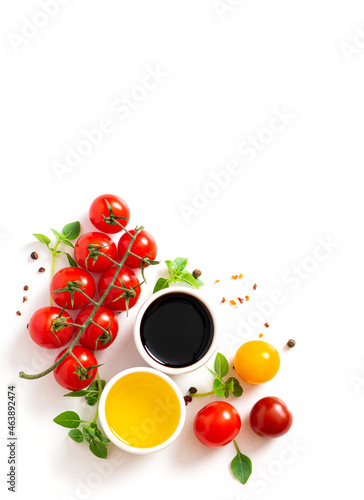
[188, 353, 243, 399]
[231, 440, 252, 485]
[153, 257, 204, 293]
[33, 221, 80, 268]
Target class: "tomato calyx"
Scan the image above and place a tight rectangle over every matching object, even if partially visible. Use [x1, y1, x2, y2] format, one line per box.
[69, 351, 103, 382]
[102, 199, 129, 230]
[52, 280, 93, 308]
[50, 306, 73, 341]
[85, 244, 117, 270]
[139, 256, 160, 282]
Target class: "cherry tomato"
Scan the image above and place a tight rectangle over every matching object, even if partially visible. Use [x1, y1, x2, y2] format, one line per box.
[117, 229, 157, 269]
[89, 194, 130, 234]
[249, 397, 293, 438]
[74, 305, 119, 351]
[234, 340, 280, 384]
[28, 306, 74, 349]
[74, 232, 117, 273]
[193, 401, 241, 448]
[98, 266, 141, 312]
[50, 267, 96, 310]
[53, 345, 98, 391]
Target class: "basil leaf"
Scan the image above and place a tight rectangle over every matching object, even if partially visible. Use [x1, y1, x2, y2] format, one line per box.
[50, 228, 62, 240]
[53, 411, 81, 429]
[212, 378, 225, 397]
[62, 221, 81, 240]
[68, 429, 84, 443]
[174, 257, 188, 271]
[231, 441, 252, 484]
[62, 239, 75, 249]
[214, 352, 229, 378]
[153, 277, 170, 294]
[63, 389, 88, 398]
[89, 441, 108, 459]
[179, 271, 199, 289]
[194, 277, 204, 287]
[231, 379, 243, 397]
[64, 252, 78, 267]
[165, 260, 177, 271]
[33, 233, 51, 246]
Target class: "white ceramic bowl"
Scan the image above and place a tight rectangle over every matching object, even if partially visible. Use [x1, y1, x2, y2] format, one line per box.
[133, 286, 218, 375]
[99, 367, 186, 454]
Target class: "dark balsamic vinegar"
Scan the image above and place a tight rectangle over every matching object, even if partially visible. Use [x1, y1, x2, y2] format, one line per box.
[140, 292, 214, 368]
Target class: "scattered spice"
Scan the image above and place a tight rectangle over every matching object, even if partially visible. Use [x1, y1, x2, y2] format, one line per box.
[231, 275, 238, 280]
[238, 273, 243, 279]
[188, 387, 197, 394]
[38, 267, 45, 273]
[237, 297, 244, 304]
[259, 333, 264, 338]
[23, 285, 29, 291]
[184, 395, 192, 405]
[215, 279, 220, 283]
[229, 299, 237, 306]
[30, 251, 38, 260]
[26, 324, 29, 329]
[264, 322, 269, 328]
[287, 339, 296, 348]
[22, 296, 28, 303]
[192, 269, 201, 278]
[253, 283, 257, 290]
[16, 311, 21, 316]
[245, 295, 250, 301]
[221, 297, 226, 303]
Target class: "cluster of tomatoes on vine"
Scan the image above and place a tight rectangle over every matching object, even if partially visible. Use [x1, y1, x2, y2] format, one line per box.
[26, 194, 158, 391]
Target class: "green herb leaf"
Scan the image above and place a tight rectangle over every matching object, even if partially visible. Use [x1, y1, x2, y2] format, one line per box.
[231, 441, 252, 485]
[214, 352, 229, 378]
[174, 257, 188, 271]
[85, 379, 106, 406]
[63, 389, 88, 398]
[64, 252, 78, 267]
[229, 378, 243, 397]
[179, 271, 199, 289]
[50, 228, 62, 240]
[194, 277, 204, 287]
[33, 233, 51, 246]
[61, 221, 81, 241]
[165, 260, 177, 271]
[153, 277, 170, 294]
[89, 440, 108, 459]
[68, 429, 84, 443]
[62, 239, 75, 249]
[53, 411, 82, 429]
[212, 378, 225, 397]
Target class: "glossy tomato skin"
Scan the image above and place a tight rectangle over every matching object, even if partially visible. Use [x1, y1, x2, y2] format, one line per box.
[75, 305, 119, 351]
[74, 232, 117, 273]
[89, 194, 130, 234]
[193, 401, 241, 448]
[98, 266, 141, 312]
[234, 341, 280, 384]
[50, 267, 96, 310]
[53, 345, 98, 391]
[249, 397, 293, 438]
[117, 229, 157, 269]
[28, 306, 74, 349]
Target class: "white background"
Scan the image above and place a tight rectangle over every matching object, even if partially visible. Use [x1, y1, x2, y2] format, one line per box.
[1, 1, 364, 499]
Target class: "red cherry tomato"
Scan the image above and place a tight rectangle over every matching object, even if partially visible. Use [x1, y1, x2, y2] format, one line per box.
[50, 267, 96, 310]
[117, 229, 157, 269]
[249, 397, 293, 438]
[193, 401, 241, 448]
[89, 194, 130, 234]
[28, 306, 74, 349]
[53, 345, 98, 391]
[98, 266, 141, 312]
[74, 305, 119, 351]
[74, 232, 117, 273]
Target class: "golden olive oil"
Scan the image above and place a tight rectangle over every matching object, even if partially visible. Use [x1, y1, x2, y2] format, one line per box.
[105, 372, 181, 448]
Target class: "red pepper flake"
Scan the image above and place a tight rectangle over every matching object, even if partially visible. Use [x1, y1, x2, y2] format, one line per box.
[215, 279, 220, 283]
[16, 311, 21, 316]
[229, 299, 237, 306]
[22, 296, 28, 303]
[245, 295, 250, 301]
[264, 322, 269, 328]
[237, 297, 244, 304]
[259, 333, 264, 338]
[253, 283, 257, 290]
[231, 275, 238, 280]
[239, 273, 244, 279]
[221, 297, 226, 303]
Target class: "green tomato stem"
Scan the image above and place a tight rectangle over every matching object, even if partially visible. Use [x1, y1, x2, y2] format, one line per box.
[189, 391, 215, 397]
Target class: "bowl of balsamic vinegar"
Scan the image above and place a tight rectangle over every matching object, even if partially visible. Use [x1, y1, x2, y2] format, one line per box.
[133, 287, 218, 375]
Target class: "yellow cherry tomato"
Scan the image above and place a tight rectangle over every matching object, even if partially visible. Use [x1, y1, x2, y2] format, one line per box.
[234, 340, 280, 384]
